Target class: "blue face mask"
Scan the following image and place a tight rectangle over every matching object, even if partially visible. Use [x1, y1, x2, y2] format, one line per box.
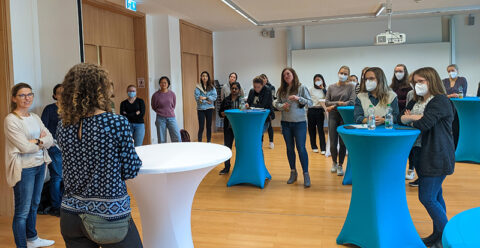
[128, 92, 136, 98]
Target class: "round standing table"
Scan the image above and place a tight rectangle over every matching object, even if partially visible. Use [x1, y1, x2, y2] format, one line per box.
[337, 106, 355, 185]
[224, 109, 272, 188]
[127, 143, 232, 248]
[336, 125, 424, 248]
[442, 207, 480, 248]
[451, 97, 480, 163]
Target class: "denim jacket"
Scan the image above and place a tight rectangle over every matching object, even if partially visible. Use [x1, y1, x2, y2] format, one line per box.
[194, 84, 217, 110]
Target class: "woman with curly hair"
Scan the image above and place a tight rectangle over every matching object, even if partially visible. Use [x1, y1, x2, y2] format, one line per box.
[57, 63, 143, 247]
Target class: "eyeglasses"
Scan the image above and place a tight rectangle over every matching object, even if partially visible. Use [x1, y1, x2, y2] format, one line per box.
[17, 93, 34, 99]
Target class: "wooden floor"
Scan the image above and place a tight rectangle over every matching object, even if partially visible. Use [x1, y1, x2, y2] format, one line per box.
[1, 131, 480, 247]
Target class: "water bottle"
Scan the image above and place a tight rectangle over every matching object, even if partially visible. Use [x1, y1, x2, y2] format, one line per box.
[385, 104, 393, 129]
[458, 86, 464, 99]
[367, 104, 376, 130]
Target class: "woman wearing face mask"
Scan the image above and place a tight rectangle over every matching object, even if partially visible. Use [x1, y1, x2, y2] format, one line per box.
[194, 71, 217, 142]
[151, 76, 182, 143]
[354, 67, 399, 125]
[274, 68, 313, 187]
[400, 67, 455, 248]
[308, 74, 327, 154]
[325, 65, 356, 176]
[219, 82, 245, 175]
[120, 85, 146, 146]
[443, 64, 468, 98]
[220, 72, 244, 101]
[390, 64, 412, 113]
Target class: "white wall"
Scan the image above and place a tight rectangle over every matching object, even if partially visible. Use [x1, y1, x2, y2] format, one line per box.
[10, 0, 81, 114]
[454, 13, 480, 96]
[146, 14, 183, 143]
[213, 28, 288, 92]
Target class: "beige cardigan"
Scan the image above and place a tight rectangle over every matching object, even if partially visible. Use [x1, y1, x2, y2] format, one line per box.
[4, 113, 53, 187]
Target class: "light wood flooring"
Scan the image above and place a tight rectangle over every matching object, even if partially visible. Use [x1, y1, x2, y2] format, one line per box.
[1, 131, 480, 247]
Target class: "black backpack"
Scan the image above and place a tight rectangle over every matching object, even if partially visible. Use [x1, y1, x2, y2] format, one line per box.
[180, 129, 190, 142]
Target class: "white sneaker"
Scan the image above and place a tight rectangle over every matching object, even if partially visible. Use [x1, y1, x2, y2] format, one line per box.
[313, 149, 319, 153]
[406, 169, 415, 180]
[269, 142, 274, 149]
[331, 163, 338, 173]
[27, 238, 55, 248]
[321, 151, 326, 155]
[337, 166, 344, 176]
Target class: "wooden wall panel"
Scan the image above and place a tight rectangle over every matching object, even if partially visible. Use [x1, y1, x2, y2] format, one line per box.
[133, 16, 150, 144]
[82, 4, 101, 46]
[84, 44, 99, 64]
[100, 47, 137, 113]
[180, 21, 213, 56]
[181, 52, 199, 140]
[0, 0, 14, 216]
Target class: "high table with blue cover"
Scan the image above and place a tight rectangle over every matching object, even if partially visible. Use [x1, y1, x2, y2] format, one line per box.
[451, 97, 480, 163]
[224, 109, 271, 188]
[336, 125, 424, 248]
[442, 207, 480, 248]
[337, 106, 354, 185]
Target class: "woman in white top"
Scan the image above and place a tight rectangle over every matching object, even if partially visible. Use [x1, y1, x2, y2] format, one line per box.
[4, 83, 55, 248]
[353, 67, 400, 125]
[307, 74, 327, 154]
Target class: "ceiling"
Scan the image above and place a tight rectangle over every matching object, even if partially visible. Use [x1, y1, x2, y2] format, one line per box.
[136, 0, 480, 31]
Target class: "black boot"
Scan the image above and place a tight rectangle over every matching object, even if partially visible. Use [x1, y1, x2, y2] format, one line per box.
[303, 172, 311, 188]
[219, 165, 230, 175]
[422, 232, 441, 247]
[287, 170, 297, 184]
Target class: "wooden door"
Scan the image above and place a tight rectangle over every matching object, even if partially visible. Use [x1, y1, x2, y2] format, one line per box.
[181, 52, 199, 140]
[100, 47, 137, 114]
[0, 0, 14, 216]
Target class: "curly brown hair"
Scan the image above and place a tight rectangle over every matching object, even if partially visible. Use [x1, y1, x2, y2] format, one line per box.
[59, 63, 112, 125]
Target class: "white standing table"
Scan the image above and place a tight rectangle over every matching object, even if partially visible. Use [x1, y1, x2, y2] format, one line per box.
[127, 143, 232, 248]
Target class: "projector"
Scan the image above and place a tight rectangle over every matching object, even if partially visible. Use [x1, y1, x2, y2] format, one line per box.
[375, 31, 406, 45]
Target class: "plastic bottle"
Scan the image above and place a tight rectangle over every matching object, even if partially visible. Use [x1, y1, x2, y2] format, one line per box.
[367, 104, 376, 130]
[458, 86, 464, 99]
[385, 104, 393, 129]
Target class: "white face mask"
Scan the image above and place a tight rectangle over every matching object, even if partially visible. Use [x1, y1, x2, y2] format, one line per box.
[415, 83, 428, 96]
[395, 72, 405, 80]
[338, 74, 348, 82]
[449, 71, 458, 79]
[315, 81, 323, 87]
[365, 80, 377, 92]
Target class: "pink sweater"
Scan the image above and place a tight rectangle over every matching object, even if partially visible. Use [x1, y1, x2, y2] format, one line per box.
[151, 90, 176, 117]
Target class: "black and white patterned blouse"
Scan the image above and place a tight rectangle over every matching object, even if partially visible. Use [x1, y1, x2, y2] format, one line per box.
[57, 112, 142, 220]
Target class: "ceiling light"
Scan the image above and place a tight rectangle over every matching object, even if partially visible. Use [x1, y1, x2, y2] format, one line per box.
[221, 0, 258, 25]
[375, 3, 386, 17]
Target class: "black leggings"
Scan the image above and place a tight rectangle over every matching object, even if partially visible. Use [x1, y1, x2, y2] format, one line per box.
[328, 111, 346, 165]
[198, 109, 214, 142]
[307, 108, 326, 151]
[223, 127, 234, 169]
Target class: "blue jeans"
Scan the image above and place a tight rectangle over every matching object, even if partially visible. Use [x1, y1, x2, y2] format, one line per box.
[47, 146, 63, 209]
[155, 115, 181, 143]
[130, 123, 145, 147]
[13, 164, 46, 248]
[418, 175, 448, 235]
[281, 121, 309, 172]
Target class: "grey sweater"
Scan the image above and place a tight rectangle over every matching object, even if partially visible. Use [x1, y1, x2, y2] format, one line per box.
[325, 83, 356, 113]
[274, 84, 313, 122]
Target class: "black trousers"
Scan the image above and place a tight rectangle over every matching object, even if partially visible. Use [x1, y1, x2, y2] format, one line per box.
[60, 210, 142, 248]
[224, 127, 234, 169]
[307, 108, 326, 151]
[197, 109, 214, 142]
[408, 146, 421, 170]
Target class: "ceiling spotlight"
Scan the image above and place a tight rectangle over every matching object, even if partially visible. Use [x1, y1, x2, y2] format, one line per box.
[375, 3, 386, 17]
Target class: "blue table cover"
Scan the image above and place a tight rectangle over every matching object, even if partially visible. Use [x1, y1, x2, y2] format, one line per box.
[224, 109, 272, 188]
[337, 106, 355, 185]
[443, 207, 480, 248]
[336, 125, 424, 248]
[451, 97, 480, 163]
